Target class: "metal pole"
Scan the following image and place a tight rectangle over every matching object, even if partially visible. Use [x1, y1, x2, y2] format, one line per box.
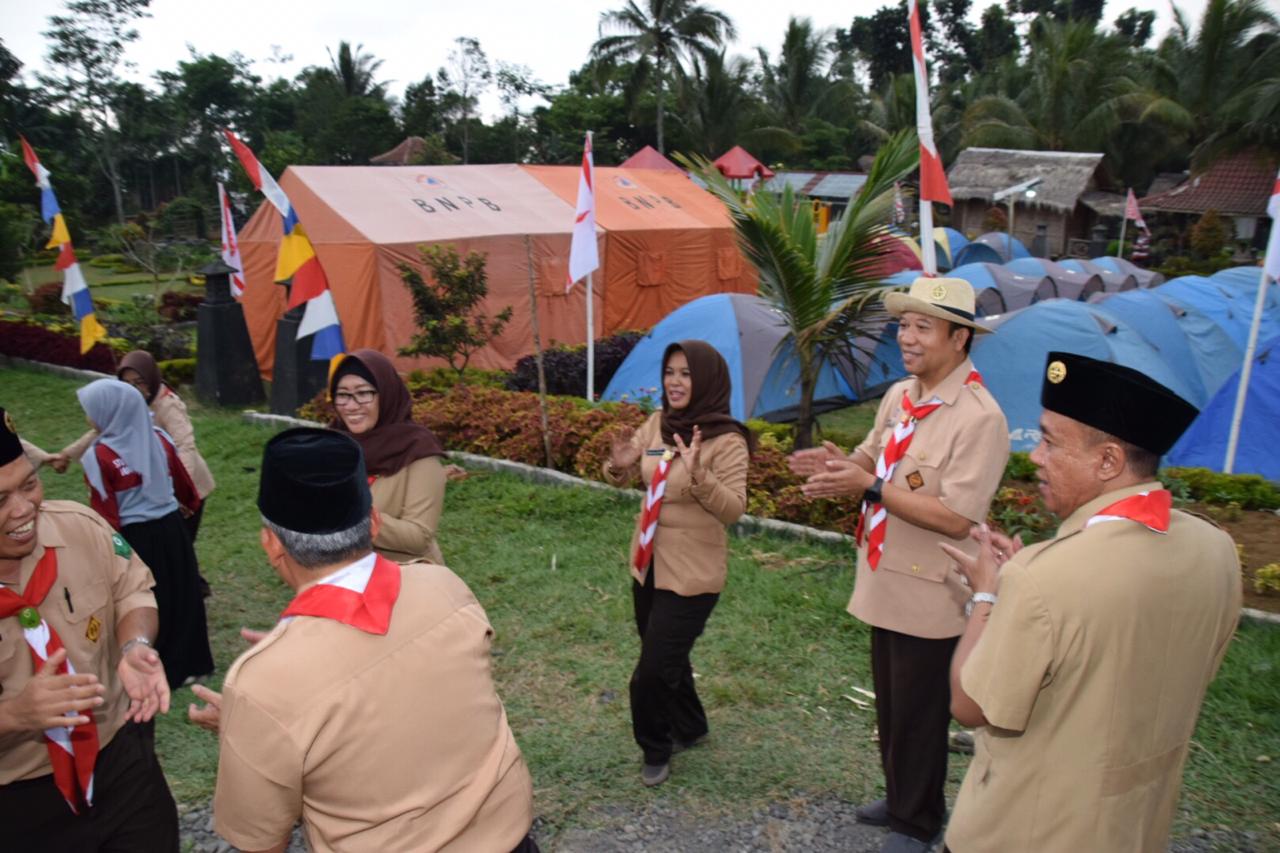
[1223, 271, 1272, 473]
[1006, 198, 1015, 262]
[523, 235, 554, 469]
[920, 202, 937, 275]
[1117, 216, 1128, 260]
[585, 271, 595, 400]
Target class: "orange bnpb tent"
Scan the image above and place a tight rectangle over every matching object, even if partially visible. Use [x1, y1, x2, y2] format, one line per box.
[238, 164, 755, 375]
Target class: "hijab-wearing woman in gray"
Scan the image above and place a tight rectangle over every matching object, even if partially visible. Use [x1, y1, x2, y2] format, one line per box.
[77, 379, 213, 688]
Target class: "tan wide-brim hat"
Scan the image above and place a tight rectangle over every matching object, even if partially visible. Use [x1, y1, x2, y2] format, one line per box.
[883, 276, 992, 334]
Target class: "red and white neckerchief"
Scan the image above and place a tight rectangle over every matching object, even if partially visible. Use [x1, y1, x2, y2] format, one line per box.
[856, 370, 983, 569]
[1085, 489, 1172, 533]
[632, 449, 674, 572]
[281, 552, 401, 634]
[0, 547, 99, 813]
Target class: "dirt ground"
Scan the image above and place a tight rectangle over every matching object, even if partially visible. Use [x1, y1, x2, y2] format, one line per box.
[1213, 504, 1280, 613]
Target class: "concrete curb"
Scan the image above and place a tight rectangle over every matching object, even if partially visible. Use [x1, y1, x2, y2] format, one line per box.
[239, 411, 853, 547]
[2, 355, 112, 382]
[1242, 607, 1280, 626]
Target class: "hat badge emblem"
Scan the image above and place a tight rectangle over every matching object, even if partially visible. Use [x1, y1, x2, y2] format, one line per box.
[1047, 361, 1067, 384]
[930, 283, 948, 300]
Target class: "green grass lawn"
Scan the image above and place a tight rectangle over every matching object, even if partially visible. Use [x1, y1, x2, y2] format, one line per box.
[14, 262, 201, 300]
[4, 364, 1278, 845]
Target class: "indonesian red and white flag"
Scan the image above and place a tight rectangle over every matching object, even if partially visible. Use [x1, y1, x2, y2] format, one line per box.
[217, 183, 246, 297]
[1124, 188, 1147, 232]
[566, 131, 599, 293]
[1264, 168, 1280, 284]
[909, 0, 952, 206]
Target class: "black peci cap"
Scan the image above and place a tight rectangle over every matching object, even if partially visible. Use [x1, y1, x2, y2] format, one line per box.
[1040, 352, 1199, 455]
[0, 407, 22, 466]
[257, 428, 372, 534]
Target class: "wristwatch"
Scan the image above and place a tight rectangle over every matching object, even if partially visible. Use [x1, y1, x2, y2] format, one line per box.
[120, 636, 153, 656]
[965, 592, 998, 617]
[863, 476, 884, 505]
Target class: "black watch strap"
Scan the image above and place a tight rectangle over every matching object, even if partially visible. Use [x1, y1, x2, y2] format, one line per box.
[864, 476, 884, 504]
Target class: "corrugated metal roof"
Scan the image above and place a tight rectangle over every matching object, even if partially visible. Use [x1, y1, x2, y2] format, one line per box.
[763, 172, 816, 193]
[809, 173, 867, 199]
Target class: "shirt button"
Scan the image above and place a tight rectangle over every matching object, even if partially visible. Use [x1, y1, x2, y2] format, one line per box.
[918, 453, 927, 461]
[912, 565, 920, 573]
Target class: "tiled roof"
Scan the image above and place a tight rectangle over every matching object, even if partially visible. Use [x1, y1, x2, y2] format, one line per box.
[1141, 150, 1276, 216]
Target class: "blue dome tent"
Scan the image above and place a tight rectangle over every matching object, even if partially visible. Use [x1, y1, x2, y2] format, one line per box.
[946, 262, 1056, 315]
[601, 293, 904, 422]
[1155, 275, 1280, 347]
[1005, 257, 1104, 301]
[953, 232, 1030, 267]
[972, 300, 1197, 450]
[1059, 259, 1138, 292]
[1091, 256, 1164, 288]
[1167, 335, 1280, 480]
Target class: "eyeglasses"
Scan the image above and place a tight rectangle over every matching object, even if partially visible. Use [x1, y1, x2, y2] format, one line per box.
[334, 389, 377, 405]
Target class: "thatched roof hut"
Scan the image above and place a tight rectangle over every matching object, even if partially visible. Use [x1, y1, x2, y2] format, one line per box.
[946, 148, 1106, 256]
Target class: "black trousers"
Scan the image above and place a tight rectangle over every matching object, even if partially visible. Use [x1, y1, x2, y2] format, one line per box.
[183, 499, 205, 543]
[630, 567, 719, 765]
[870, 626, 959, 842]
[0, 721, 178, 852]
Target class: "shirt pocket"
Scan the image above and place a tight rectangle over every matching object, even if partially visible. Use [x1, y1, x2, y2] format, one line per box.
[54, 578, 112, 669]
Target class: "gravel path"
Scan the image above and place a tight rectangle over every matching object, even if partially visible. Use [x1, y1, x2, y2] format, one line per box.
[178, 798, 1263, 852]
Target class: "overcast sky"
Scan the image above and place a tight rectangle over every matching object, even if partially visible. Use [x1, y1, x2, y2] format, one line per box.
[2, 0, 1209, 119]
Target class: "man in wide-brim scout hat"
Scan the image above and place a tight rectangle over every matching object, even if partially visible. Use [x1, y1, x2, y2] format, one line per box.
[883, 275, 992, 335]
[941, 352, 1240, 853]
[790, 275, 1010, 853]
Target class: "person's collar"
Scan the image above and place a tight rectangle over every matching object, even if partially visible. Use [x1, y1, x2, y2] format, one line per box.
[907, 357, 974, 407]
[1055, 480, 1164, 539]
[292, 551, 377, 596]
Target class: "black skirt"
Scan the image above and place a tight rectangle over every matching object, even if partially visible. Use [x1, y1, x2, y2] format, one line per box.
[120, 510, 214, 688]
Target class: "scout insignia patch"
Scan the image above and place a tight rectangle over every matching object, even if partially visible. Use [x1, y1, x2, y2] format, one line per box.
[112, 533, 131, 557]
[930, 282, 948, 300]
[906, 471, 925, 490]
[86, 615, 101, 643]
[1046, 360, 1067, 384]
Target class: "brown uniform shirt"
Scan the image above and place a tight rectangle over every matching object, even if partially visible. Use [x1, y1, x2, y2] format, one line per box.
[214, 560, 533, 853]
[946, 482, 1241, 853]
[370, 456, 446, 565]
[151, 388, 216, 499]
[848, 358, 1009, 639]
[604, 411, 750, 596]
[0, 500, 157, 783]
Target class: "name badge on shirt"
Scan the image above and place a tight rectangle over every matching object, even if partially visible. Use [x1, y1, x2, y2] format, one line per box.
[645, 448, 668, 456]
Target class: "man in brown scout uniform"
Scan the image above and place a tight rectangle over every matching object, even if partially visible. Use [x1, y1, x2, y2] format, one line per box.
[793, 277, 1009, 853]
[942, 352, 1241, 853]
[0, 406, 177, 851]
[187, 428, 537, 853]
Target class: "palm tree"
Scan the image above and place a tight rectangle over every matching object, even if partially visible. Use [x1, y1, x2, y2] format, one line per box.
[680, 130, 919, 447]
[326, 42, 387, 99]
[672, 50, 758, 156]
[591, 0, 735, 153]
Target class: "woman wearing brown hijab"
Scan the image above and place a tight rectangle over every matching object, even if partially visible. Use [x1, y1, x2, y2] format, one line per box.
[603, 340, 752, 787]
[329, 349, 448, 564]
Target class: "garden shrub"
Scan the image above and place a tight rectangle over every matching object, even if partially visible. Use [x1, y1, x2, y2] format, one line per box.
[1160, 467, 1280, 511]
[158, 290, 203, 322]
[28, 281, 69, 315]
[158, 357, 197, 388]
[1254, 564, 1280, 595]
[506, 330, 645, 398]
[0, 319, 120, 372]
[1005, 452, 1038, 482]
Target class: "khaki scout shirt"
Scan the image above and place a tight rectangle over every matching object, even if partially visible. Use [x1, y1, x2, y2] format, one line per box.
[151, 388, 216, 499]
[0, 501, 157, 783]
[214, 560, 533, 853]
[848, 358, 1009, 639]
[947, 482, 1241, 853]
[604, 411, 750, 596]
[371, 456, 446, 565]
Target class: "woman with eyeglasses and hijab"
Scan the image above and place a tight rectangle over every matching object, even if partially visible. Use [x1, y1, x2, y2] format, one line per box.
[602, 340, 752, 788]
[76, 378, 214, 689]
[329, 350, 449, 564]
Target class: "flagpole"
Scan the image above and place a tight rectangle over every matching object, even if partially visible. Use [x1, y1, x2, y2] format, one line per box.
[920, 203, 937, 276]
[586, 270, 595, 401]
[1223, 269, 1273, 473]
[524, 235, 554, 468]
[1118, 216, 1128, 260]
